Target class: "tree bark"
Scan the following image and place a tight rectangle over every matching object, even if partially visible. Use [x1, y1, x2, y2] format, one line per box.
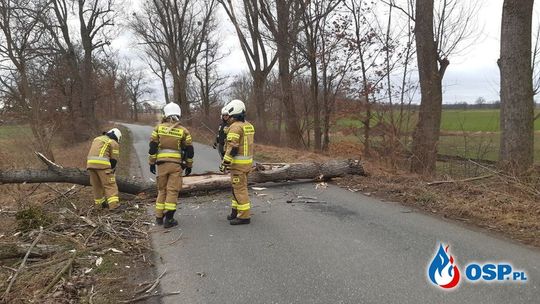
[0, 160, 365, 196]
[499, 0, 535, 173]
[253, 73, 269, 138]
[411, 0, 443, 175]
[275, 0, 303, 149]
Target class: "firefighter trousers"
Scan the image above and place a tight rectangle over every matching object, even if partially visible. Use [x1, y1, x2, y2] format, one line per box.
[155, 162, 182, 218]
[88, 169, 119, 209]
[230, 169, 250, 219]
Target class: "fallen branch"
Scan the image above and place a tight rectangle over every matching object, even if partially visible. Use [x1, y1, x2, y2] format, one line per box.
[166, 233, 183, 246]
[119, 291, 181, 303]
[2, 227, 43, 300]
[0, 243, 65, 260]
[427, 174, 495, 186]
[145, 269, 167, 294]
[38, 252, 77, 297]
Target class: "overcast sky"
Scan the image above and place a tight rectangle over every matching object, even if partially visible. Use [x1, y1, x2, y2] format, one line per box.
[113, 0, 539, 104]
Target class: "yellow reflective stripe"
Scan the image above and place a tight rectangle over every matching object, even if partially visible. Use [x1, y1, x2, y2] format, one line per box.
[244, 135, 248, 156]
[95, 198, 105, 204]
[151, 131, 158, 137]
[107, 196, 119, 203]
[232, 157, 252, 164]
[149, 154, 157, 159]
[236, 202, 251, 211]
[157, 153, 181, 159]
[223, 155, 233, 163]
[112, 149, 119, 154]
[186, 158, 193, 163]
[185, 135, 192, 142]
[155, 203, 165, 210]
[99, 137, 111, 157]
[164, 203, 176, 210]
[243, 124, 255, 134]
[227, 132, 240, 140]
[87, 159, 111, 166]
[231, 200, 239, 209]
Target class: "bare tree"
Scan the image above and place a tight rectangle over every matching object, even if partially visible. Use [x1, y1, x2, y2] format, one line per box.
[193, 10, 228, 123]
[40, 0, 119, 139]
[342, 0, 392, 157]
[0, 0, 57, 159]
[499, 0, 535, 173]
[297, 0, 341, 151]
[407, 0, 480, 174]
[131, 0, 217, 122]
[259, 0, 304, 148]
[410, 0, 440, 174]
[219, 0, 277, 138]
[122, 64, 153, 122]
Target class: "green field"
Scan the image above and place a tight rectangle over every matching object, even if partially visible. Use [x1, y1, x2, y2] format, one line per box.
[334, 109, 540, 163]
[336, 109, 540, 132]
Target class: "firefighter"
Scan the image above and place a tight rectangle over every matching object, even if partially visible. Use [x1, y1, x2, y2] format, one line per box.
[212, 106, 230, 159]
[220, 99, 255, 225]
[149, 102, 194, 228]
[87, 128, 122, 210]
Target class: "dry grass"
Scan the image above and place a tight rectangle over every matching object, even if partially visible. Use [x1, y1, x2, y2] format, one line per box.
[334, 160, 540, 247]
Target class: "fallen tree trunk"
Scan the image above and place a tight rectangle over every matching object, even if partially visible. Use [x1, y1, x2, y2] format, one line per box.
[0, 153, 365, 196]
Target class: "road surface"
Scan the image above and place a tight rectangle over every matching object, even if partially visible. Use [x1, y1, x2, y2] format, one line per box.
[121, 122, 539, 304]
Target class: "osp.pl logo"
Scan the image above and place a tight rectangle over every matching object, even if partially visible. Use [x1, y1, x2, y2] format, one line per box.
[427, 243, 528, 290]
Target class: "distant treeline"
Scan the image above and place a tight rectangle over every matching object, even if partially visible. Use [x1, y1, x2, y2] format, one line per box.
[441, 101, 540, 110]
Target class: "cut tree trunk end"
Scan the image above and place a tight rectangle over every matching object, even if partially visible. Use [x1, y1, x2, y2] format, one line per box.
[0, 153, 366, 197]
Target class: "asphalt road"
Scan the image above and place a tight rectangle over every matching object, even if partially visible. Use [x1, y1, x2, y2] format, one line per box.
[121, 122, 539, 304]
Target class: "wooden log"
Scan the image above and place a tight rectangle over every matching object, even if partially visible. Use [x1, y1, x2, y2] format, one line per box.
[0, 157, 365, 196]
[0, 243, 64, 260]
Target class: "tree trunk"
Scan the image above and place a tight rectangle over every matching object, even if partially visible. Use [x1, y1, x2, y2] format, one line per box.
[79, 51, 96, 136]
[499, 0, 535, 173]
[179, 72, 191, 124]
[276, 0, 303, 149]
[411, 0, 442, 175]
[253, 73, 268, 139]
[309, 56, 322, 151]
[133, 98, 139, 122]
[0, 161, 365, 196]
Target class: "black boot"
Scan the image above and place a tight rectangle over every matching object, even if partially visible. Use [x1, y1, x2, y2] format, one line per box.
[156, 217, 164, 225]
[163, 211, 178, 228]
[229, 218, 250, 225]
[227, 209, 238, 220]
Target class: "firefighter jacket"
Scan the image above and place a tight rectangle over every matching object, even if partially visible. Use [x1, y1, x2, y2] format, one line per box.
[223, 120, 255, 172]
[149, 121, 194, 167]
[86, 135, 120, 170]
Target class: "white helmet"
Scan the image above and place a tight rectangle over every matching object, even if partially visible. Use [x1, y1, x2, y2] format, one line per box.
[163, 102, 181, 118]
[221, 106, 229, 115]
[224, 99, 246, 116]
[107, 128, 122, 142]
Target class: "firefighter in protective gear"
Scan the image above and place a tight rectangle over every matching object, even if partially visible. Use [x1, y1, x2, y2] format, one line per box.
[212, 106, 230, 159]
[220, 99, 254, 225]
[149, 102, 194, 228]
[87, 128, 121, 210]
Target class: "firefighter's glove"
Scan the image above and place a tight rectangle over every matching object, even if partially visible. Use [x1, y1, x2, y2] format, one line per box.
[219, 162, 230, 173]
[184, 167, 192, 176]
[149, 164, 156, 175]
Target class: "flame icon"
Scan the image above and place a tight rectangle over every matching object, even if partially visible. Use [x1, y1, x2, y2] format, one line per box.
[428, 244, 461, 289]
